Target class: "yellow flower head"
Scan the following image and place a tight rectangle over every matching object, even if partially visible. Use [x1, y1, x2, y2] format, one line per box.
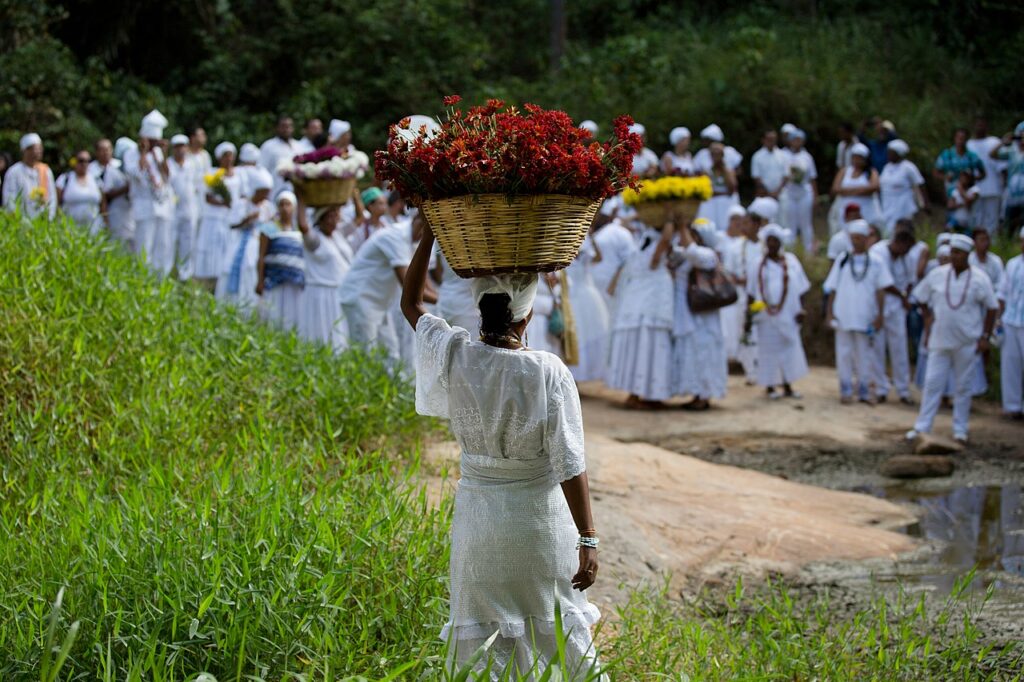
[749, 300, 767, 314]
[29, 187, 46, 202]
[204, 168, 226, 187]
[622, 175, 714, 205]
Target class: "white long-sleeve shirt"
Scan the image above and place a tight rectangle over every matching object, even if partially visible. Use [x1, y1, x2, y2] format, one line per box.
[2, 161, 57, 219]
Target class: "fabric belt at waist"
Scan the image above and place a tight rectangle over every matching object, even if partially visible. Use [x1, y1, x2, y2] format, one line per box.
[459, 451, 553, 487]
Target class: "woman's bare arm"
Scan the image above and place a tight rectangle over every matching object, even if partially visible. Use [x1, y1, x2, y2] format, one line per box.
[401, 224, 435, 329]
[560, 472, 598, 591]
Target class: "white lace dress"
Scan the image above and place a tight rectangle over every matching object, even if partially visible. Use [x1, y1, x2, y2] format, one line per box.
[415, 314, 603, 680]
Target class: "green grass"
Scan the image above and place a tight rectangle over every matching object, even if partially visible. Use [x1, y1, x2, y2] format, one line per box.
[1, 214, 1021, 680]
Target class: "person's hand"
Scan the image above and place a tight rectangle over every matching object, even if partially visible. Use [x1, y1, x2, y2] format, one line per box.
[138, 137, 150, 153]
[902, 294, 911, 311]
[571, 547, 598, 591]
[825, 312, 835, 330]
[977, 336, 991, 354]
[873, 315, 884, 332]
[795, 309, 806, 324]
[255, 281, 264, 297]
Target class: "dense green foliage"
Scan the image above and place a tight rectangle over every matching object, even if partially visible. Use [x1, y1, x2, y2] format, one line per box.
[2, 214, 1022, 679]
[3, 1, 1023, 181]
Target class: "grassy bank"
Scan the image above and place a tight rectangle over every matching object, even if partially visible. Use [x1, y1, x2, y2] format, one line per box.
[1, 214, 1021, 679]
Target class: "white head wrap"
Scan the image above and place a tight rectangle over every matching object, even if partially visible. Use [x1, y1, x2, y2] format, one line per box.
[114, 137, 136, 161]
[328, 119, 352, 139]
[139, 109, 168, 139]
[579, 120, 599, 135]
[748, 196, 779, 222]
[758, 223, 790, 243]
[949, 233, 974, 253]
[170, 134, 189, 146]
[238, 142, 260, 164]
[669, 126, 691, 145]
[849, 142, 870, 158]
[937, 232, 953, 246]
[628, 122, 646, 137]
[691, 217, 720, 250]
[700, 124, 724, 142]
[780, 123, 797, 135]
[937, 244, 952, 259]
[19, 133, 42, 151]
[727, 205, 747, 219]
[888, 139, 910, 157]
[846, 219, 871, 237]
[276, 190, 297, 206]
[214, 142, 237, 160]
[313, 206, 338, 225]
[789, 128, 807, 141]
[249, 167, 274, 192]
[692, 246, 718, 270]
[470, 274, 539, 323]
[881, 120, 896, 133]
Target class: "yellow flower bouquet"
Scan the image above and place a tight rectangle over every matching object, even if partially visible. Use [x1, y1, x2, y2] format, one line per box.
[204, 168, 231, 206]
[622, 175, 712, 225]
[28, 186, 47, 204]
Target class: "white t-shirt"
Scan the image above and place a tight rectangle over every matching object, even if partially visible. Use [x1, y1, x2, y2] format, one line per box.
[2, 161, 58, 219]
[304, 227, 353, 288]
[836, 140, 855, 170]
[823, 251, 893, 331]
[879, 160, 924, 230]
[966, 136, 1005, 198]
[782, 149, 817, 199]
[339, 222, 413, 312]
[632, 147, 660, 176]
[968, 251, 1004, 288]
[694, 146, 743, 173]
[912, 264, 997, 351]
[751, 146, 789, 194]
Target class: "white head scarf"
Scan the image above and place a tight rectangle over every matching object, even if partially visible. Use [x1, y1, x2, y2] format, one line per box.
[470, 274, 539, 323]
[669, 126, 691, 145]
[937, 244, 952, 259]
[789, 128, 807, 141]
[937, 232, 954, 246]
[628, 122, 646, 137]
[238, 142, 260, 164]
[780, 123, 797, 136]
[579, 120, 599, 136]
[139, 109, 168, 139]
[849, 142, 870, 158]
[19, 133, 42, 151]
[249, 167, 273, 192]
[700, 124, 724, 142]
[748, 197, 780, 222]
[888, 139, 910, 157]
[328, 119, 351, 139]
[214, 142, 237, 160]
[114, 137, 136, 161]
[949, 233, 974, 253]
[691, 217, 719, 249]
[170, 134, 189, 147]
[846, 219, 871, 237]
[758, 223, 790, 243]
[276, 190, 297, 206]
[692, 246, 718, 270]
[727, 205, 747, 219]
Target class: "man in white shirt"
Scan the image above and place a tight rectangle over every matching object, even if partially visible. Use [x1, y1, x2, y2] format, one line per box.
[628, 123, 659, 178]
[824, 219, 893, 404]
[967, 118, 1006, 233]
[907, 234, 998, 444]
[998, 227, 1024, 418]
[869, 230, 917, 404]
[123, 111, 176, 276]
[169, 135, 200, 281]
[259, 116, 301, 196]
[751, 129, 789, 199]
[968, 226, 1003, 287]
[295, 118, 323, 155]
[2, 133, 57, 220]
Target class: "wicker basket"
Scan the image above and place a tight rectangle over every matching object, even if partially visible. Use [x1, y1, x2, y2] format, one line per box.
[421, 194, 601, 277]
[293, 177, 357, 207]
[633, 198, 700, 227]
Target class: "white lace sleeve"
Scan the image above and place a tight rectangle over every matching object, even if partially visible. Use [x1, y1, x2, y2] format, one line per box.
[545, 364, 587, 482]
[414, 314, 467, 418]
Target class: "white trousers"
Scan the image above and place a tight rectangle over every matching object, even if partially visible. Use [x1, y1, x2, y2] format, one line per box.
[874, 307, 911, 399]
[835, 329, 874, 399]
[1002, 324, 1024, 413]
[174, 214, 199, 281]
[134, 216, 175, 278]
[784, 193, 814, 252]
[914, 343, 977, 438]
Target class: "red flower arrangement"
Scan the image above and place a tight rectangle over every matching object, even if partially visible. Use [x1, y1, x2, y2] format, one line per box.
[374, 96, 642, 205]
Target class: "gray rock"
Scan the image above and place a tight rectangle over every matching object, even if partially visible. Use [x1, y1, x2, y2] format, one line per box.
[881, 454, 955, 479]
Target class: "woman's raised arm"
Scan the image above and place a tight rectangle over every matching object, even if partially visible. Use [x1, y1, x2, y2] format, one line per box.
[401, 222, 436, 329]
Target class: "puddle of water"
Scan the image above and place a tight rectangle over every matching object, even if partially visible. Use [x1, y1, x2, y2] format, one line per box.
[856, 483, 1024, 593]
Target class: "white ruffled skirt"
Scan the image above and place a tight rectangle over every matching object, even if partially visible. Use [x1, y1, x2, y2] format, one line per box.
[606, 321, 674, 400]
[299, 284, 346, 351]
[673, 312, 728, 399]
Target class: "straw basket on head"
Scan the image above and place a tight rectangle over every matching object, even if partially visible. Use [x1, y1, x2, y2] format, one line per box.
[293, 176, 356, 208]
[420, 194, 602, 278]
[633, 198, 700, 227]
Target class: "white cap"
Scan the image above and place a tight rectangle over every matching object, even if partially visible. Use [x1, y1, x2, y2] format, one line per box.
[937, 244, 952, 258]
[846, 219, 871, 237]
[849, 142, 870, 158]
[700, 124, 724, 142]
[888, 139, 910, 157]
[328, 119, 351, 139]
[789, 128, 807, 141]
[780, 123, 797, 135]
[248, 167, 274, 192]
[748, 196, 779, 221]
[20, 133, 42, 150]
[114, 137, 136, 160]
[727, 205, 747, 219]
[239, 142, 260, 164]
[276, 190, 297, 206]
[758, 223, 790, 243]
[669, 126, 691, 145]
[170, 134, 189, 147]
[949, 233, 974, 253]
[937, 232, 953, 246]
[691, 217, 720, 249]
[628, 122, 646, 137]
[214, 141, 237, 160]
[693, 246, 719, 270]
[579, 120, 599, 135]
[139, 109, 168, 139]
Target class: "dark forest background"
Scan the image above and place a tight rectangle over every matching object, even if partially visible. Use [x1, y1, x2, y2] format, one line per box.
[3, 0, 1023, 176]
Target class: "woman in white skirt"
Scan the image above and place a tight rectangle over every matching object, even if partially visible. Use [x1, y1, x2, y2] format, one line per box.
[57, 149, 105, 234]
[606, 222, 675, 408]
[193, 142, 243, 292]
[671, 231, 728, 410]
[295, 201, 353, 350]
[401, 227, 604, 680]
[567, 235, 611, 383]
[216, 168, 274, 315]
[256, 192, 305, 331]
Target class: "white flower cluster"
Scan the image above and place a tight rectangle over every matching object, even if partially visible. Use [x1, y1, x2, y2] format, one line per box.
[277, 150, 370, 180]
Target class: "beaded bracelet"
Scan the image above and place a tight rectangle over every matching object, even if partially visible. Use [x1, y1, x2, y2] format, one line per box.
[576, 536, 599, 549]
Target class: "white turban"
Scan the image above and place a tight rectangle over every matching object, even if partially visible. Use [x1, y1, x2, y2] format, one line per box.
[700, 124, 724, 142]
[780, 123, 797, 135]
[692, 246, 719, 270]
[727, 205, 747, 219]
[628, 122, 646, 137]
[114, 137, 136, 161]
[758, 223, 790, 243]
[888, 139, 910, 157]
[249, 167, 274, 192]
[789, 128, 807, 141]
[139, 109, 168, 139]
[214, 142, 237, 160]
[328, 119, 351, 139]
[937, 232, 953, 246]
[949, 233, 974, 253]
[276, 190, 297, 206]
[849, 142, 870, 158]
[691, 217, 719, 249]
[19, 133, 42, 150]
[937, 244, 951, 259]
[313, 206, 337, 225]
[239, 142, 260, 164]
[170, 134, 189, 146]
[470, 273, 539, 323]
[846, 219, 871, 237]
[669, 126, 691, 145]
[579, 120, 599, 135]
[748, 196, 779, 222]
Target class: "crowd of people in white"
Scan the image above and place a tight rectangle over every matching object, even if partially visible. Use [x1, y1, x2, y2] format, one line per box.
[4, 111, 1024, 445]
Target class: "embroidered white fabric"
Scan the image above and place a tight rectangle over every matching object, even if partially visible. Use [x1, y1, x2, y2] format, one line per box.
[414, 313, 601, 679]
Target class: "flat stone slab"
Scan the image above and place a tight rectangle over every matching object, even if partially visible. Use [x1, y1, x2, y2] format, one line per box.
[880, 454, 955, 479]
[913, 433, 964, 455]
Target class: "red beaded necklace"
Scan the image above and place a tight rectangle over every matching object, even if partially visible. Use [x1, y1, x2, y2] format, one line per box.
[945, 265, 971, 310]
[758, 254, 789, 316]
